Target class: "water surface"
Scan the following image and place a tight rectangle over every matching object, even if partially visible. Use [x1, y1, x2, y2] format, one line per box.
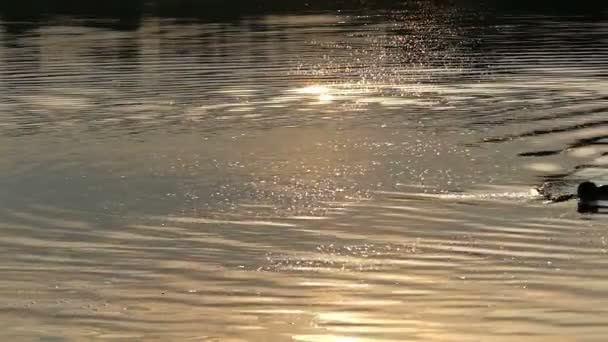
[0, 6, 607, 341]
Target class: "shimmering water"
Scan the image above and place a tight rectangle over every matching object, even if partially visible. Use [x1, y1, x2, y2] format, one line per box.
[0, 5, 607, 341]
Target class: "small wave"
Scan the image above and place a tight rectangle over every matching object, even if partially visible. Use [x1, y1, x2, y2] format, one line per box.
[376, 187, 544, 202]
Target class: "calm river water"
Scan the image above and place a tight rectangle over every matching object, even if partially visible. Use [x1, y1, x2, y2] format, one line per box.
[0, 4, 607, 341]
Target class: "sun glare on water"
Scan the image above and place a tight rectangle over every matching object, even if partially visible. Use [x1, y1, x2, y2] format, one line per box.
[292, 85, 335, 102]
[292, 335, 360, 342]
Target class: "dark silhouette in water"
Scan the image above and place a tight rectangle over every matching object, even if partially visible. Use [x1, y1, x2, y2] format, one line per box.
[577, 181, 608, 213]
[535, 181, 608, 214]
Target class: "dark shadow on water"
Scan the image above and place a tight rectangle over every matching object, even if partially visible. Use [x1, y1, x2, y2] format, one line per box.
[518, 150, 562, 157]
[150, 0, 410, 19]
[0, 0, 144, 19]
[473, 0, 606, 17]
[484, 121, 608, 144]
[0, 0, 144, 32]
[1, 18, 142, 34]
[0, 0, 605, 34]
[0, 0, 606, 21]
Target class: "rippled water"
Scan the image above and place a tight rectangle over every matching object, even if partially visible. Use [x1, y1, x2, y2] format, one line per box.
[0, 6, 607, 341]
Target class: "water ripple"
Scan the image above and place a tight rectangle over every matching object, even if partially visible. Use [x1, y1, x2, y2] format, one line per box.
[1, 8, 608, 341]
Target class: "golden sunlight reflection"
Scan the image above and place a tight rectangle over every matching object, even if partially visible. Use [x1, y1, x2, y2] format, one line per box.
[292, 335, 361, 342]
[291, 85, 335, 103]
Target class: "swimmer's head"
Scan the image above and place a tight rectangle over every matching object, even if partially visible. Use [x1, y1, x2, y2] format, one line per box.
[577, 181, 598, 202]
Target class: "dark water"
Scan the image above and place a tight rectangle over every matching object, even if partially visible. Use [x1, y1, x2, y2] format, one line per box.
[0, 5, 607, 341]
